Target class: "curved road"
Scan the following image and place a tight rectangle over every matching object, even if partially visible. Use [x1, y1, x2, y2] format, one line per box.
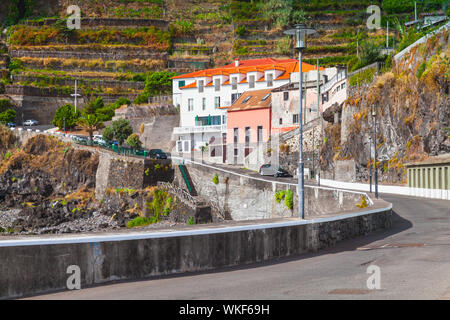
[29, 194, 450, 300]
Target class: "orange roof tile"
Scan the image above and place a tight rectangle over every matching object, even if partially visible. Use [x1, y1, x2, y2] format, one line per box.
[228, 89, 272, 112]
[179, 81, 197, 89]
[172, 58, 319, 81]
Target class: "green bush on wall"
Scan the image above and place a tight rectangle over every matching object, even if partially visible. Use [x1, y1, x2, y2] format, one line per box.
[212, 174, 219, 185]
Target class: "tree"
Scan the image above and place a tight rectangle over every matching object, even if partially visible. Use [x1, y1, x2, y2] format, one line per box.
[83, 97, 104, 115]
[111, 118, 133, 146]
[102, 126, 114, 142]
[0, 109, 16, 123]
[126, 133, 142, 149]
[259, 0, 306, 29]
[77, 114, 105, 144]
[53, 104, 79, 130]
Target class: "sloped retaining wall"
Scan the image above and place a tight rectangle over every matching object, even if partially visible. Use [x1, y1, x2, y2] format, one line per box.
[0, 202, 392, 299]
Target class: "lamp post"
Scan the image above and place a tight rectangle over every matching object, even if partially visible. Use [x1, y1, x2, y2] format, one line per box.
[284, 24, 317, 219]
[372, 105, 379, 199]
[70, 79, 82, 113]
[369, 136, 372, 193]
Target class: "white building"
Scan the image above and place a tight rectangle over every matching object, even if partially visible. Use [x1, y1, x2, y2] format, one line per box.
[171, 58, 319, 158]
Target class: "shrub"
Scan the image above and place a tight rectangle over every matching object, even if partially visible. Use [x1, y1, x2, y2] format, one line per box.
[187, 216, 195, 225]
[212, 174, 219, 185]
[0, 109, 16, 124]
[126, 133, 142, 149]
[102, 126, 114, 142]
[356, 195, 368, 208]
[236, 25, 247, 37]
[284, 190, 293, 210]
[417, 61, 426, 78]
[52, 104, 79, 130]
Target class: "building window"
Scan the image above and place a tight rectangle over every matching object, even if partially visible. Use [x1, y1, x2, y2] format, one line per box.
[245, 127, 250, 144]
[177, 141, 183, 152]
[232, 77, 237, 90]
[322, 92, 329, 104]
[178, 80, 185, 88]
[257, 126, 263, 142]
[214, 96, 220, 109]
[198, 80, 204, 93]
[279, 118, 283, 125]
[249, 75, 255, 88]
[234, 148, 238, 156]
[231, 93, 241, 104]
[188, 98, 194, 111]
[267, 73, 273, 87]
[293, 114, 299, 124]
[184, 140, 190, 152]
[214, 78, 220, 91]
[283, 91, 289, 101]
[233, 128, 238, 143]
[222, 115, 226, 124]
[202, 98, 206, 110]
[341, 83, 346, 90]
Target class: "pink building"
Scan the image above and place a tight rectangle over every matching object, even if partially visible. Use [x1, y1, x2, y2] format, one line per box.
[226, 89, 272, 165]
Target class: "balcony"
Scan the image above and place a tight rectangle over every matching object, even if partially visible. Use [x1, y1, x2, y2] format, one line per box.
[173, 124, 227, 135]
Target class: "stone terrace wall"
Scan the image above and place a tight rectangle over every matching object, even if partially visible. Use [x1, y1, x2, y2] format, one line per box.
[10, 50, 167, 61]
[12, 75, 145, 91]
[25, 18, 169, 30]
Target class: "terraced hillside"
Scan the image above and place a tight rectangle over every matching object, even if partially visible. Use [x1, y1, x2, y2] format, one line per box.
[0, 0, 448, 124]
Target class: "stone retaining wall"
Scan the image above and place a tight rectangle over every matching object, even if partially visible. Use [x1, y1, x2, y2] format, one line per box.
[12, 75, 145, 91]
[10, 49, 167, 61]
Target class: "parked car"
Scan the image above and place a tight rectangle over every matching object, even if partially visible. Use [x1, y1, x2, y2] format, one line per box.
[72, 135, 88, 145]
[7, 122, 15, 128]
[93, 135, 103, 141]
[148, 149, 168, 159]
[259, 164, 290, 178]
[23, 119, 39, 126]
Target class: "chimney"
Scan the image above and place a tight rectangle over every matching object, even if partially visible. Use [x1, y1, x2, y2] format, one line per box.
[235, 59, 239, 67]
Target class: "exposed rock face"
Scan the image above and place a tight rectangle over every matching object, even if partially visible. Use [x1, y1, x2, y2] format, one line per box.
[322, 29, 450, 184]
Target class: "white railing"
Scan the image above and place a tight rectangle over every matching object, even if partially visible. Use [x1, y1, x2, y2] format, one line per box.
[173, 124, 227, 134]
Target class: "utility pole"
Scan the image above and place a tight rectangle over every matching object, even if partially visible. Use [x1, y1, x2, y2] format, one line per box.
[316, 58, 321, 186]
[415, 1, 418, 21]
[369, 136, 372, 193]
[71, 79, 81, 113]
[386, 21, 389, 48]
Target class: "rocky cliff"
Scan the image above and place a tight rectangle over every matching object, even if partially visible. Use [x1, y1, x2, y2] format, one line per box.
[322, 28, 450, 184]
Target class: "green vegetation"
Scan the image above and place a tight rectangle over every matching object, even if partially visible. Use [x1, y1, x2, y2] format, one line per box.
[134, 71, 178, 104]
[126, 133, 142, 149]
[126, 189, 174, 228]
[52, 104, 79, 130]
[349, 67, 377, 86]
[187, 216, 195, 225]
[356, 195, 369, 208]
[274, 189, 293, 210]
[212, 174, 219, 185]
[103, 118, 133, 145]
[259, 0, 306, 28]
[76, 114, 105, 144]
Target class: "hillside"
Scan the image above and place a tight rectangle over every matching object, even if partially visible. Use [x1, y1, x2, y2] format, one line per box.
[321, 27, 450, 184]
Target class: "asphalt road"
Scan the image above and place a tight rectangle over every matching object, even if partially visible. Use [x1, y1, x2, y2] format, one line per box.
[29, 194, 450, 300]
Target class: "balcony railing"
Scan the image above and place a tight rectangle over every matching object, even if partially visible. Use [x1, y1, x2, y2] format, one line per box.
[173, 124, 227, 135]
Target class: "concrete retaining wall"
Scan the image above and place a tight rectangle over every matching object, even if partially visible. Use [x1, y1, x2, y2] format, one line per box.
[172, 159, 369, 220]
[0, 204, 392, 299]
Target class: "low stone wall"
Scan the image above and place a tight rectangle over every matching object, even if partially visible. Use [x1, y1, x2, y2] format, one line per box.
[0, 203, 392, 299]
[174, 161, 368, 221]
[94, 152, 173, 200]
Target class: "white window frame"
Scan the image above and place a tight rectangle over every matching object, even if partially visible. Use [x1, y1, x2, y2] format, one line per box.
[188, 98, 194, 111]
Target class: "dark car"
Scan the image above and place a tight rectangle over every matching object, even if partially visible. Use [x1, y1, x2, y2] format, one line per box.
[149, 149, 167, 159]
[259, 164, 290, 178]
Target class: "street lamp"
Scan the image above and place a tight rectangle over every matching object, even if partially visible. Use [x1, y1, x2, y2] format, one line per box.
[284, 24, 317, 219]
[371, 105, 379, 199]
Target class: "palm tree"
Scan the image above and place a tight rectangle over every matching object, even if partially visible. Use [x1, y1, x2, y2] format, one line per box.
[200, 143, 209, 163]
[77, 114, 104, 145]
